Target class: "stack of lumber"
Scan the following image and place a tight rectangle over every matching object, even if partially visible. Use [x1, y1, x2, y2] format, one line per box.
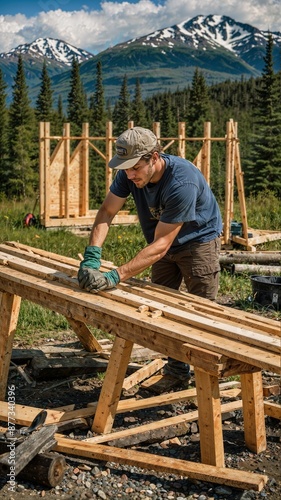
[0, 241, 279, 374]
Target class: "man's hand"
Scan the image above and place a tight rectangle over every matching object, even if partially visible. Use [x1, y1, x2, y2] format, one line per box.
[79, 246, 102, 271]
[78, 268, 120, 292]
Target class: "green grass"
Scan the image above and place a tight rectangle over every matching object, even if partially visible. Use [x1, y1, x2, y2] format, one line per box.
[0, 192, 280, 342]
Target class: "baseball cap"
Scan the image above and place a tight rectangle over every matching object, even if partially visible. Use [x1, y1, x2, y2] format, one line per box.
[109, 127, 158, 170]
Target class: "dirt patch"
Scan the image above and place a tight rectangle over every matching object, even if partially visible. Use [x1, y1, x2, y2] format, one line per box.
[0, 330, 280, 500]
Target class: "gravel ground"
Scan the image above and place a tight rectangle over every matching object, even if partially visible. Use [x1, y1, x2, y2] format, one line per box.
[0, 335, 280, 500]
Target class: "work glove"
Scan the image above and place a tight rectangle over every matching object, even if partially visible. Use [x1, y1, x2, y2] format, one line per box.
[79, 246, 102, 270]
[78, 268, 120, 292]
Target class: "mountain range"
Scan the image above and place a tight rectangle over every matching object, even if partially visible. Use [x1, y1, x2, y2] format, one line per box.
[1, 14, 280, 105]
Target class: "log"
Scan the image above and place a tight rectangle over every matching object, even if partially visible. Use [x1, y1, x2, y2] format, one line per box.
[0, 441, 65, 487]
[220, 252, 281, 265]
[231, 264, 281, 275]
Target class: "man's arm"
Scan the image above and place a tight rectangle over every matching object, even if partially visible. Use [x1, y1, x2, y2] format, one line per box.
[116, 220, 183, 281]
[89, 191, 127, 247]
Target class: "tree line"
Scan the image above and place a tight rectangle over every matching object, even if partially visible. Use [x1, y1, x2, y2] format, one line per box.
[0, 34, 280, 205]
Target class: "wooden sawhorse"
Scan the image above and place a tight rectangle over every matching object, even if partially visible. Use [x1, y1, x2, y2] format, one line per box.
[90, 335, 266, 467]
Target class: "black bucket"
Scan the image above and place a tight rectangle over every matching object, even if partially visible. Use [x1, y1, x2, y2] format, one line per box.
[251, 275, 281, 310]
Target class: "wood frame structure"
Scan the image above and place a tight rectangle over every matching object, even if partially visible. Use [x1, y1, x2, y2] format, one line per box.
[39, 120, 281, 250]
[0, 242, 280, 490]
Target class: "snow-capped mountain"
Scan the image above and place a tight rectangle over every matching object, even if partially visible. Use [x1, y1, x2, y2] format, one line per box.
[0, 37, 93, 65]
[121, 14, 281, 71]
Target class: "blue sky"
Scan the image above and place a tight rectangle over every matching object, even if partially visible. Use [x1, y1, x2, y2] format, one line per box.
[0, 0, 279, 54]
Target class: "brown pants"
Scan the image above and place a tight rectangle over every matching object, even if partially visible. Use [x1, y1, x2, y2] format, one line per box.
[151, 237, 221, 299]
[151, 237, 221, 378]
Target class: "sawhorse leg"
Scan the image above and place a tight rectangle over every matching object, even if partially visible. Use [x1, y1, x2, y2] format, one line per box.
[92, 336, 134, 434]
[241, 371, 266, 453]
[194, 367, 225, 467]
[0, 292, 21, 400]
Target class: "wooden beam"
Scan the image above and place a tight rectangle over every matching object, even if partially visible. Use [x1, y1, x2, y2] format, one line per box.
[54, 436, 268, 491]
[92, 337, 134, 434]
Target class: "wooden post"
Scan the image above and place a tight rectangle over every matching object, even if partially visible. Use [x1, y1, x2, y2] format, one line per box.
[194, 368, 225, 467]
[229, 119, 235, 221]
[44, 122, 51, 227]
[64, 123, 70, 219]
[39, 122, 45, 226]
[234, 122, 249, 247]
[92, 336, 134, 434]
[224, 120, 233, 245]
[105, 121, 113, 193]
[240, 371, 267, 453]
[0, 292, 21, 400]
[202, 122, 211, 184]
[81, 122, 89, 216]
[178, 122, 186, 158]
[153, 122, 161, 146]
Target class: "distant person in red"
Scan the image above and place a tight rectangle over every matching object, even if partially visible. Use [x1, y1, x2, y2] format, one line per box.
[78, 127, 222, 382]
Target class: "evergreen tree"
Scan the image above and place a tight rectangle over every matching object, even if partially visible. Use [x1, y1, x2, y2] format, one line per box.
[88, 61, 107, 207]
[7, 55, 37, 198]
[159, 92, 177, 153]
[35, 60, 53, 122]
[52, 95, 66, 135]
[89, 61, 106, 135]
[112, 75, 131, 134]
[245, 34, 281, 195]
[131, 79, 147, 127]
[0, 68, 8, 193]
[186, 68, 210, 137]
[67, 57, 88, 131]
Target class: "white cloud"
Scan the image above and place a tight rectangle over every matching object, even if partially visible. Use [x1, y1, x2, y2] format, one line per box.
[0, 0, 279, 54]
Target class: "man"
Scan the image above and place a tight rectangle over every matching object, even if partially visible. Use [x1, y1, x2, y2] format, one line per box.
[78, 126, 222, 382]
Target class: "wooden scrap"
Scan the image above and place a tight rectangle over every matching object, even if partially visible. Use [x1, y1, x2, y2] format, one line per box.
[122, 358, 165, 390]
[0, 424, 57, 476]
[0, 441, 65, 488]
[29, 356, 109, 379]
[262, 384, 280, 397]
[108, 420, 190, 447]
[140, 373, 189, 393]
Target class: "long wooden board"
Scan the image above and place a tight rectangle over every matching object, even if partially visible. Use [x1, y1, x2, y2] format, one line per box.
[54, 436, 267, 491]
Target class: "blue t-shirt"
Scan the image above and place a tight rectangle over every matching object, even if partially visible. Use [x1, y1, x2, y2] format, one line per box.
[110, 154, 222, 253]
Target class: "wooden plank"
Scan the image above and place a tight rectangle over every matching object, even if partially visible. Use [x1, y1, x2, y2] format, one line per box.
[122, 358, 165, 390]
[0, 292, 21, 399]
[88, 380, 241, 412]
[0, 267, 279, 373]
[194, 368, 224, 467]
[54, 436, 267, 491]
[241, 371, 267, 454]
[66, 317, 103, 352]
[124, 278, 279, 336]
[264, 401, 281, 420]
[92, 337, 134, 434]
